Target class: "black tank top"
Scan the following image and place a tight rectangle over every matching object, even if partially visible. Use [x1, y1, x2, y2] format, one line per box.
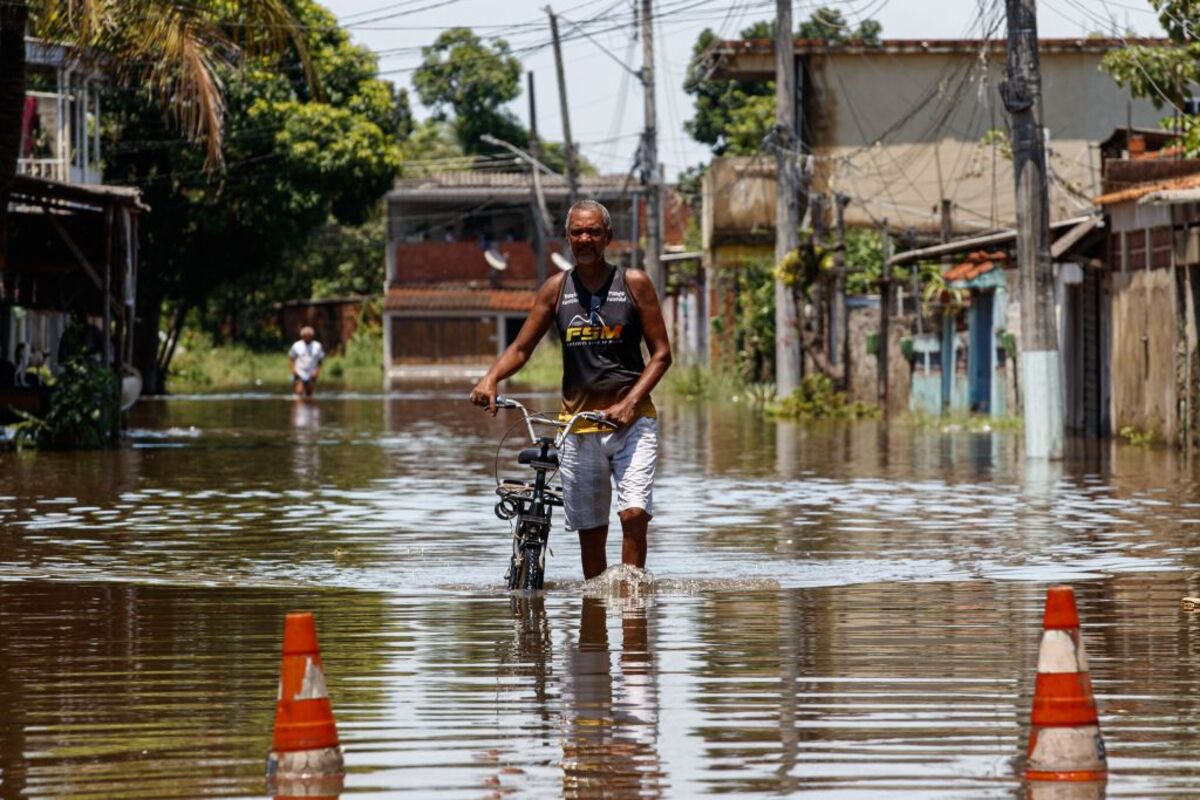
[555, 266, 655, 421]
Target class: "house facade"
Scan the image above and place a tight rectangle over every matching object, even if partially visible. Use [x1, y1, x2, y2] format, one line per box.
[1092, 146, 1200, 446]
[383, 172, 689, 379]
[2, 40, 145, 420]
[706, 37, 1162, 236]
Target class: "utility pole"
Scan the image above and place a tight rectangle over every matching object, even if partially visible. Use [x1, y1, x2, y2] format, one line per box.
[833, 193, 849, 386]
[1002, 0, 1062, 459]
[527, 71, 548, 283]
[640, 0, 663, 295]
[878, 220, 891, 415]
[546, 7, 579, 208]
[774, 0, 801, 397]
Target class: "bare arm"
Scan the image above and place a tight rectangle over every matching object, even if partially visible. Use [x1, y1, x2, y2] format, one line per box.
[469, 273, 564, 414]
[602, 269, 672, 427]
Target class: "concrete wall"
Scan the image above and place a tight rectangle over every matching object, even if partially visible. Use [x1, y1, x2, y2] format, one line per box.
[1110, 267, 1179, 443]
[845, 297, 911, 414]
[805, 50, 1159, 233]
[702, 159, 777, 247]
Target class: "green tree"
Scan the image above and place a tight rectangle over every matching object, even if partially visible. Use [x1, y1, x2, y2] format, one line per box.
[103, 0, 408, 390]
[413, 27, 527, 154]
[797, 8, 882, 43]
[684, 9, 881, 156]
[684, 22, 776, 156]
[1102, 1, 1197, 108]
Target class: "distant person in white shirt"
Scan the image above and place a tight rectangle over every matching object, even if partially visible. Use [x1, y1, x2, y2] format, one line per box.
[288, 326, 325, 398]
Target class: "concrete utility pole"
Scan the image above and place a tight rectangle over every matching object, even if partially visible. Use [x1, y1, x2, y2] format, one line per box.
[546, 8, 579, 208]
[640, 0, 663, 295]
[1002, 0, 1062, 459]
[774, 0, 801, 397]
[527, 71, 548, 283]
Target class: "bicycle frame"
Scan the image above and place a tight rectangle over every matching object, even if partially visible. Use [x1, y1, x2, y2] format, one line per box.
[491, 395, 612, 591]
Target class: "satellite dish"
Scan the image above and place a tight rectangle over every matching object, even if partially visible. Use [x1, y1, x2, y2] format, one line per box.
[484, 248, 508, 271]
[551, 252, 574, 272]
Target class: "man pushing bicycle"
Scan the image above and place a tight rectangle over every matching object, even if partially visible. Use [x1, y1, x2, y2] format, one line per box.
[470, 200, 672, 580]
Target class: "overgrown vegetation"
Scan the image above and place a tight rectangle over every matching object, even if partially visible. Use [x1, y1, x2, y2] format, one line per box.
[771, 375, 879, 420]
[12, 358, 119, 449]
[168, 326, 383, 393]
[907, 412, 1023, 433]
[1119, 425, 1158, 447]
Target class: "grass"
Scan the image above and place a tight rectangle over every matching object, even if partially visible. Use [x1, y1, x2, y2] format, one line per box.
[168, 328, 383, 393]
[905, 411, 1024, 433]
[507, 340, 562, 391]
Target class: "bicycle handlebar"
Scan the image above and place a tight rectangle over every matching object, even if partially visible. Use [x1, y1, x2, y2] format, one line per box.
[494, 394, 617, 446]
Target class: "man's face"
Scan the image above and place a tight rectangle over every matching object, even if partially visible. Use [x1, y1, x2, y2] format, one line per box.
[302, 330, 314, 343]
[566, 208, 612, 267]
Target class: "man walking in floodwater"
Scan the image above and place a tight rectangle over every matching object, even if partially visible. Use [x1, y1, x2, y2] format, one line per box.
[470, 200, 672, 579]
[288, 326, 324, 398]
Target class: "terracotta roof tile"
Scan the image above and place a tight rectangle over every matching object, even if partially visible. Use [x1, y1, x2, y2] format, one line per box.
[944, 251, 1005, 282]
[1093, 171, 1200, 206]
[385, 286, 537, 313]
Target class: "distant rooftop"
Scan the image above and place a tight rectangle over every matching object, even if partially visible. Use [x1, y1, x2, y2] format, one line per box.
[390, 172, 637, 204]
[709, 37, 1170, 80]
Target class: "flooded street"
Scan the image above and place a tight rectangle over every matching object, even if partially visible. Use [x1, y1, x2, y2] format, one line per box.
[4, 391, 1200, 797]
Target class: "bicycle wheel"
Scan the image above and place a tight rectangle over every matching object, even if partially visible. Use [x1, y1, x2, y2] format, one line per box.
[518, 544, 544, 591]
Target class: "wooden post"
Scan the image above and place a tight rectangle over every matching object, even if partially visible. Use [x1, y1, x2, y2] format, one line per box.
[631, 190, 640, 270]
[833, 193, 849, 385]
[878, 220, 891, 415]
[774, 0, 801, 397]
[1003, 0, 1062, 458]
[640, 0, 663, 294]
[546, 7, 579, 208]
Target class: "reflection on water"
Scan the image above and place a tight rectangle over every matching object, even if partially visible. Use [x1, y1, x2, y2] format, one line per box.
[3, 393, 1200, 796]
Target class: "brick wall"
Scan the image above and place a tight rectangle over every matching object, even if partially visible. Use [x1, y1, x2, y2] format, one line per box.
[392, 241, 568, 286]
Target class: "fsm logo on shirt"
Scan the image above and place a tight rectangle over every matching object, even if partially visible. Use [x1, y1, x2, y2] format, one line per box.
[565, 323, 624, 343]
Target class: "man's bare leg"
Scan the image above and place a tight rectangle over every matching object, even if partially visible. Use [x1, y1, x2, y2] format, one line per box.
[579, 525, 608, 579]
[619, 508, 649, 569]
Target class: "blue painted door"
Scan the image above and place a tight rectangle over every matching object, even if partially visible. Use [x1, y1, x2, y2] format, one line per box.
[969, 292, 993, 413]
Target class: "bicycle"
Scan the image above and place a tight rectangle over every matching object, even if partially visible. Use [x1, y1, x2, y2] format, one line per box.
[490, 395, 614, 591]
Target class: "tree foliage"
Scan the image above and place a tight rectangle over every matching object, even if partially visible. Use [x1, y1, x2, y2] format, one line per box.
[684, 8, 882, 156]
[1102, 1, 1200, 110]
[413, 27, 527, 154]
[103, 0, 410, 381]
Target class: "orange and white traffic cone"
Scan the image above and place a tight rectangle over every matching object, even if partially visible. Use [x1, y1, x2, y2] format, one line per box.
[1025, 586, 1107, 790]
[267, 612, 345, 783]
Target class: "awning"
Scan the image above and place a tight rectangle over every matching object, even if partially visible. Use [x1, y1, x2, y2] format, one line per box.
[890, 214, 1097, 265]
[1137, 187, 1200, 206]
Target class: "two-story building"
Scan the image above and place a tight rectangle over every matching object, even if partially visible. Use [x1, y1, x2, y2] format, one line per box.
[2, 40, 145, 418]
[700, 37, 1162, 420]
[384, 172, 685, 379]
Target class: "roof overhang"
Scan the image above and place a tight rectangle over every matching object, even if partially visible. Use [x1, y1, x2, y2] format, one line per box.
[10, 175, 148, 213]
[890, 215, 1099, 265]
[707, 37, 1163, 80]
[1137, 187, 1200, 206]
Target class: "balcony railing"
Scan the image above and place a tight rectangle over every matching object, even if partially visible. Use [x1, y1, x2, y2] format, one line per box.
[17, 157, 68, 182]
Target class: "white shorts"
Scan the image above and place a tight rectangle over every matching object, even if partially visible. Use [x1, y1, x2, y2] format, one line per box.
[559, 416, 658, 531]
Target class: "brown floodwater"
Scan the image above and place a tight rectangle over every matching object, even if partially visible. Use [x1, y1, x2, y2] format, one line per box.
[3, 390, 1200, 798]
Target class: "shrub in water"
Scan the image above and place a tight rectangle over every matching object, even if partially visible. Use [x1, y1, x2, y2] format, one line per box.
[772, 375, 879, 420]
[13, 357, 120, 449]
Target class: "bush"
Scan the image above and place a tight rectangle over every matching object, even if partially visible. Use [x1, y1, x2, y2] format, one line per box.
[771, 374, 879, 420]
[13, 357, 120, 449]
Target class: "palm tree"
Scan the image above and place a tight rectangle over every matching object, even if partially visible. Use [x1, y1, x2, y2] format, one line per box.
[0, 0, 311, 250]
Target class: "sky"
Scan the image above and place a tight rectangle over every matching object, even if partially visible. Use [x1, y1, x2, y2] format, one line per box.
[320, 0, 1167, 180]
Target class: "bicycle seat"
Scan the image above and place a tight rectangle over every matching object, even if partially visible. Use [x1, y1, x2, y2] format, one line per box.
[518, 447, 558, 467]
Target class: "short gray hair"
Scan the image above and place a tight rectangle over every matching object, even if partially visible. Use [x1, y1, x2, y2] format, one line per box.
[564, 199, 612, 236]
